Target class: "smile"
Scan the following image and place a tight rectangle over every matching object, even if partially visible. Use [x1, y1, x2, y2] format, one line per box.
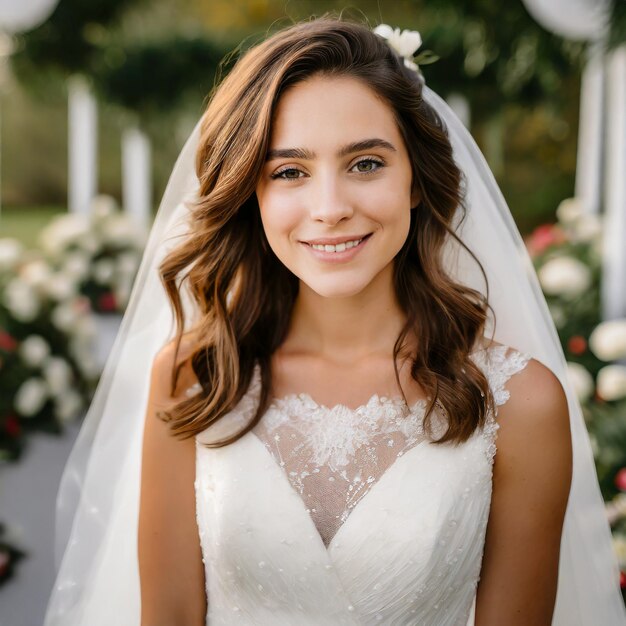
[310, 237, 363, 252]
[302, 233, 373, 263]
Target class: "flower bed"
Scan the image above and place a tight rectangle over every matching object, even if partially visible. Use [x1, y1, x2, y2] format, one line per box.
[529, 197, 626, 596]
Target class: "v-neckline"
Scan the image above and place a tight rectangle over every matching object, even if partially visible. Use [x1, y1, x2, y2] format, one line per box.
[247, 392, 437, 553]
[247, 427, 433, 554]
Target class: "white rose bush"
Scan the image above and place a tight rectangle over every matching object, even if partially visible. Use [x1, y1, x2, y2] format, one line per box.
[0, 197, 146, 585]
[527, 197, 626, 579]
[0, 237, 99, 462]
[38, 194, 147, 313]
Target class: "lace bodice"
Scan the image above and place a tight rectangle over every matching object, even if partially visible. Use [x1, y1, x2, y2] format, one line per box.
[251, 393, 445, 548]
[191, 343, 531, 625]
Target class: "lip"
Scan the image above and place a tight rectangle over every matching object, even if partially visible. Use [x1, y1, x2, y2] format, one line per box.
[301, 233, 372, 263]
[301, 233, 372, 246]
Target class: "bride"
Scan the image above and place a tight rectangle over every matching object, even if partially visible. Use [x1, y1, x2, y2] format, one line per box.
[45, 15, 626, 626]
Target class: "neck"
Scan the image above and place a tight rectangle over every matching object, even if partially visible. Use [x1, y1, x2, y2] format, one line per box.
[283, 264, 412, 365]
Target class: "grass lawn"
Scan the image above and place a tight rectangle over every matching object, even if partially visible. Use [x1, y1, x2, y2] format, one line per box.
[0, 206, 67, 249]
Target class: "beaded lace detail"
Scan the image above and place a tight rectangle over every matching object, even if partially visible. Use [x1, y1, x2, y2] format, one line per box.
[190, 343, 531, 548]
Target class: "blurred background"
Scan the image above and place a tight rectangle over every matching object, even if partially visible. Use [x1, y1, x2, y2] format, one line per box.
[0, 1, 624, 624]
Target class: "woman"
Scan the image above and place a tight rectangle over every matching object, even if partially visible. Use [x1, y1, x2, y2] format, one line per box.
[45, 16, 626, 626]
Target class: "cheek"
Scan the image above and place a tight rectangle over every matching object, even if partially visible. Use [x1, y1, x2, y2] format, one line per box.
[257, 191, 301, 248]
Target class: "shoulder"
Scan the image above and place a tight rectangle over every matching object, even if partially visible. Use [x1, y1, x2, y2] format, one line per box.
[152, 331, 201, 401]
[483, 338, 572, 496]
[476, 342, 573, 621]
[474, 336, 571, 463]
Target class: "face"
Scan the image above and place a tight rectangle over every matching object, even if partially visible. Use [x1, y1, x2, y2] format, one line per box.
[255, 74, 418, 299]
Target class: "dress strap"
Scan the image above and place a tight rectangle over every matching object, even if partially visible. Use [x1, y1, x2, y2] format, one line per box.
[471, 344, 532, 464]
[472, 344, 532, 408]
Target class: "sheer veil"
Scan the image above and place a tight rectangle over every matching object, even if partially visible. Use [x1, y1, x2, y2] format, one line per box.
[43, 79, 626, 623]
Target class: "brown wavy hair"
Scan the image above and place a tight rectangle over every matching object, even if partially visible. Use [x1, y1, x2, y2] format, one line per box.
[158, 14, 497, 447]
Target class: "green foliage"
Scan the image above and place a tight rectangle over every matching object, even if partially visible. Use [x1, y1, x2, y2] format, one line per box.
[93, 36, 223, 114]
[406, 0, 584, 116]
[11, 0, 139, 79]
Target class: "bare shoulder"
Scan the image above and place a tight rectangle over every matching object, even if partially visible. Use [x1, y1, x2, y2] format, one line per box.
[475, 336, 569, 432]
[474, 335, 572, 476]
[475, 340, 573, 623]
[496, 349, 571, 444]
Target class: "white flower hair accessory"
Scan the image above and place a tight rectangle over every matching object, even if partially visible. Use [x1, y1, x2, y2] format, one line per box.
[373, 23, 439, 76]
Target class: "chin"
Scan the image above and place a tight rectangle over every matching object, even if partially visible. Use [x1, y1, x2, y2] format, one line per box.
[300, 275, 375, 300]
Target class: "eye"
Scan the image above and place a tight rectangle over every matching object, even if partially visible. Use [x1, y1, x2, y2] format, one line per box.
[270, 167, 305, 181]
[269, 158, 385, 181]
[351, 158, 385, 174]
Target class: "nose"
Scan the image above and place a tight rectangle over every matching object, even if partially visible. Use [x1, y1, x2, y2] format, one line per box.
[308, 172, 354, 225]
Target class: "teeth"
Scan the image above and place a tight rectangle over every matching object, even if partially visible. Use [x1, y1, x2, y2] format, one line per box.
[311, 238, 363, 252]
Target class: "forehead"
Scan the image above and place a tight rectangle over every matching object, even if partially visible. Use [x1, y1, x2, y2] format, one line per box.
[269, 75, 402, 148]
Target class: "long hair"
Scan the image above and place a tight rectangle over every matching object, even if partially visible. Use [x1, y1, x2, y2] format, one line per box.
[158, 15, 496, 446]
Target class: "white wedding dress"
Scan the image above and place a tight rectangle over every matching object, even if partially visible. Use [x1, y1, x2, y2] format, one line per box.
[190, 343, 531, 625]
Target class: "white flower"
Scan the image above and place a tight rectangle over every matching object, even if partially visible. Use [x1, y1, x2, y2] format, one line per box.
[77, 233, 101, 255]
[556, 197, 583, 225]
[62, 251, 90, 282]
[589, 319, 626, 361]
[101, 215, 146, 248]
[373, 24, 422, 70]
[39, 213, 91, 257]
[569, 213, 603, 244]
[566, 361, 594, 403]
[90, 194, 118, 221]
[43, 356, 73, 396]
[596, 365, 626, 401]
[54, 389, 84, 424]
[43, 272, 77, 301]
[537, 255, 592, 298]
[19, 335, 51, 368]
[51, 301, 79, 332]
[0, 238, 23, 272]
[92, 258, 115, 285]
[19, 259, 53, 290]
[14, 377, 49, 417]
[3, 278, 40, 322]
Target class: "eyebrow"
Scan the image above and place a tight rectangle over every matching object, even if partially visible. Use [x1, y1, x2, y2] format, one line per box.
[265, 138, 397, 162]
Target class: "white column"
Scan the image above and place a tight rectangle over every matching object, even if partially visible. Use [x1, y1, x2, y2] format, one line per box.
[121, 126, 152, 229]
[68, 75, 97, 215]
[601, 44, 626, 320]
[575, 41, 605, 215]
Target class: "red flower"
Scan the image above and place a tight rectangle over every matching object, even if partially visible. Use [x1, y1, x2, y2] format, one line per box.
[4, 415, 21, 438]
[620, 571, 626, 589]
[567, 335, 587, 355]
[97, 292, 117, 312]
[0, 331, 17, 352]
[615, 468, 626, 492]
[526, 224, 567, 257]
